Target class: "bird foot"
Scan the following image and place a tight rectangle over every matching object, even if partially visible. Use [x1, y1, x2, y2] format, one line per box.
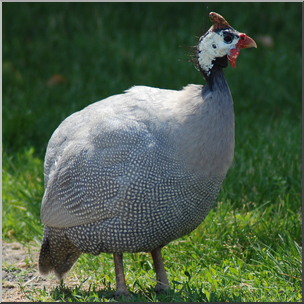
[154, 282, 170, 294]
[114, 289, 131, 301]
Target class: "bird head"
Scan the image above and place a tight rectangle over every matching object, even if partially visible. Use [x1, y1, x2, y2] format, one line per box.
[197, 12, 257, 76]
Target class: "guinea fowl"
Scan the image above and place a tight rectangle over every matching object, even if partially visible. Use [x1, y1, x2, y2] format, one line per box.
[39, 12, 256, 299]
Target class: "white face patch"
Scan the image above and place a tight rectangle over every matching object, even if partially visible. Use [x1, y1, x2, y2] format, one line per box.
[198, 31, 240, 75]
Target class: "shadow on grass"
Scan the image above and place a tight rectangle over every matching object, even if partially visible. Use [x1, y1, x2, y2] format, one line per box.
[24, 278, 242, 302]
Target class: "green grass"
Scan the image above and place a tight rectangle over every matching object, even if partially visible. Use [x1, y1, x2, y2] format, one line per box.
[2, 2, 302, 302]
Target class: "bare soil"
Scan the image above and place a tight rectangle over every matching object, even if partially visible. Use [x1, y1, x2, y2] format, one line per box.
[2, 241, 85, 302]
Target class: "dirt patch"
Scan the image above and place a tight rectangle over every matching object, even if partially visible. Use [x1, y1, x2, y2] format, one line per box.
[2, 241, 87, 302]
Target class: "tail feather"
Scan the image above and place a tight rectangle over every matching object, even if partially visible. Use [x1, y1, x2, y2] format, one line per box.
[39, 226, 81, 279]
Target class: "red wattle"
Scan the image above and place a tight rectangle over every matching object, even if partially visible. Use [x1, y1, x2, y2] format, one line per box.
[228, 48, 240, 68]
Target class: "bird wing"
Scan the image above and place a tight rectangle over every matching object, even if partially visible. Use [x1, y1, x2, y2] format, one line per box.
[40, 87, 179, 228]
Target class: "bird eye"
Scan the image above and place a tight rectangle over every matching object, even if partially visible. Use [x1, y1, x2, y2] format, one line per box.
[223, 33, 233, 44]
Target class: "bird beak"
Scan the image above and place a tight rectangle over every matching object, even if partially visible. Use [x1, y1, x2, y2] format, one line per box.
[237, 33, 257, 49]
[228, 33, 257, 68]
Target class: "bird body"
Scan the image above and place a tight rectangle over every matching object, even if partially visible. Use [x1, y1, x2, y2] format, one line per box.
[39, 12, 256, 299]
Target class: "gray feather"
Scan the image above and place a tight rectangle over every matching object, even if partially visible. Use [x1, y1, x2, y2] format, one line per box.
[40, 78, 234, 275]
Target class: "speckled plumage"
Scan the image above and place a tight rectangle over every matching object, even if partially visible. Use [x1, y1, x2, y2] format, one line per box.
[39, 79, 233, 279]
[39, 12, 256, 298]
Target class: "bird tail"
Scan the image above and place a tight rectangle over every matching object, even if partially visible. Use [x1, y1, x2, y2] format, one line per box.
[39, 226, 81, 279]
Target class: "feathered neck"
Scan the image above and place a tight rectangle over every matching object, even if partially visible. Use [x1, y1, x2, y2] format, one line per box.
[199, 55, 228, 90]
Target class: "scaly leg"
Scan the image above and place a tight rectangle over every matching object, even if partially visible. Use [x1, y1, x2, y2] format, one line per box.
[151, 247, 170, 293]
[113, 253, 130, 300]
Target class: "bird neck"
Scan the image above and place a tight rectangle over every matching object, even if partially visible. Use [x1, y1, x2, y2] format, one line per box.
[199, 55, 228, 90]
[175, 65, 234, 177]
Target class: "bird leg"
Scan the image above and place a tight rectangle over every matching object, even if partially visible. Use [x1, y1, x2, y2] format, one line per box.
[113, 253, 130, 300]
[151, 247, 170, 293]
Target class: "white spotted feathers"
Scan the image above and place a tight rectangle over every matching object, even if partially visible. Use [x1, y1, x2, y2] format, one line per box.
[39, 12, 257, 294]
